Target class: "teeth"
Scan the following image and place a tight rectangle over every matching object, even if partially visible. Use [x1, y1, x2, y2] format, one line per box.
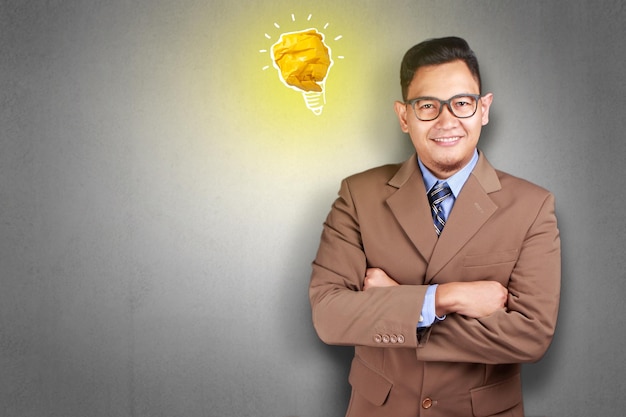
[433, 137, 460, 142]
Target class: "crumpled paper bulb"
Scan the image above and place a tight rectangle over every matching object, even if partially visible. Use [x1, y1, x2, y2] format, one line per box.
[272, 29, 331, 92]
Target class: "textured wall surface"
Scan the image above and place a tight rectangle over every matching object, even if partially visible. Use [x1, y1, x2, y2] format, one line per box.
[2, 1, 625, 416]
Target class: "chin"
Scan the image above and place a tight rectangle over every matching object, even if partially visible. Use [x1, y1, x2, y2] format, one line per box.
[433, 160, 464, 177]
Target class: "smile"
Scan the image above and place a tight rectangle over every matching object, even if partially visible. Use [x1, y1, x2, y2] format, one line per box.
[432, 136, 461, 143]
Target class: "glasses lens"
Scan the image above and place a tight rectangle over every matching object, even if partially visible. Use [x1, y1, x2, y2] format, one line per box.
[450, 95, 478, 118]
[413, 99, 441, 121]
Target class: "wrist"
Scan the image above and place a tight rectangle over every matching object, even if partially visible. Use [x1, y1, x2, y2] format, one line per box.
[434, 282, 460, 317]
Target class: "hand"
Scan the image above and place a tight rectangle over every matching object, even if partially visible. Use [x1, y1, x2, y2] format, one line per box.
[363, 268, 399, 291]
[436, 281, 508, 318]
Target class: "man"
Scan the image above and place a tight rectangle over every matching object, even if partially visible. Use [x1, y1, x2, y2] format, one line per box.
[309, 37, 560, 417]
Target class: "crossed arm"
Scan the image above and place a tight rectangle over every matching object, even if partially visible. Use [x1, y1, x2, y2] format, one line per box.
[311, 174, 560, 363]
[364, 267, 508, 319]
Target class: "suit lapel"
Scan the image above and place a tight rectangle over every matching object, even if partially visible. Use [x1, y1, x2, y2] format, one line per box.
[386, 155, 438, 263]
[425, 153, 502, 281]
[425, 174, 498, 282]
[385, 152, 502, 282]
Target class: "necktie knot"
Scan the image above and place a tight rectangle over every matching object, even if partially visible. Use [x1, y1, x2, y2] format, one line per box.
[428, 181, 452, 236]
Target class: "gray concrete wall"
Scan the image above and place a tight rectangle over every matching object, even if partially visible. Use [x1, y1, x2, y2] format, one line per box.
[2, 1, 624, 416]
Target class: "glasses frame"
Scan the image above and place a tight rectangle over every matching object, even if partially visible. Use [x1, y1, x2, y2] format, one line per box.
[406, 93, 482, 121]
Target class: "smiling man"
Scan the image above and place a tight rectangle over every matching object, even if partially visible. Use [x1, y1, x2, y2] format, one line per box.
[309, 37, 561, 417]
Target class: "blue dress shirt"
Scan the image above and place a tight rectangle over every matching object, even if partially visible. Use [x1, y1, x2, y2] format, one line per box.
[417, 150, 479, 328]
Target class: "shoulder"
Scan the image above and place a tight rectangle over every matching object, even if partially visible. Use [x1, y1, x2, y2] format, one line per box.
[334, 160, 411, 206]
[476, 152, 553, 200]
[343, 154, 419, 190]
[495, 169, 552, 198]
[491, 169, 556, 217]
[344, 162, 404, 187]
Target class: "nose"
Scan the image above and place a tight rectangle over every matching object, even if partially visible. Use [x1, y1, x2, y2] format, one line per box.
[435, 103, 459, 127]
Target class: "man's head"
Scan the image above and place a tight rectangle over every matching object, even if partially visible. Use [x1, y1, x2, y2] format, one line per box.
[400, 37, 482, 102]
[394, 37, 493, 179]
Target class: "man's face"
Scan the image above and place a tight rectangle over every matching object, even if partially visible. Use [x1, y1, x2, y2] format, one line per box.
[394, 60, 493, 179]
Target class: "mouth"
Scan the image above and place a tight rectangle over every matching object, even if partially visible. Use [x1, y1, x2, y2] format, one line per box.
[431, 136, 462, 144]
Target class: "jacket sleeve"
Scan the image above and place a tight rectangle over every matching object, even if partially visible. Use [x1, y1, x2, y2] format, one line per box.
[417, 192, 561, 364]
[309, 178, 428, 348]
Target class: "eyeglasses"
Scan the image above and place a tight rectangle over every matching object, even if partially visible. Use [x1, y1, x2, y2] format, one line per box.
[406, 94, 482, 121]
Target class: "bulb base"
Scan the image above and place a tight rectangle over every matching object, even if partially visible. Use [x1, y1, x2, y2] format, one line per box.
[302, 81, 326, 115]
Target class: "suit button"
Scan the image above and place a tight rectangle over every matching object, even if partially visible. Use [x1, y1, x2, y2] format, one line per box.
[397, 334, 405, 344]
[382, 334, 390, 343]
[422, 398, 433, 409]
[390, 334, 398, 344]
[374, 334, 382, 343]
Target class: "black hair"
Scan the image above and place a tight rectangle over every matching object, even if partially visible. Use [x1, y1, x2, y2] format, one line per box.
[400, 36, 482, 101]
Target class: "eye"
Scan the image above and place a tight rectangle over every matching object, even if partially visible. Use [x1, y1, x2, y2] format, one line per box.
[452, 96, 476, 108]
[417, 99, 438, 110]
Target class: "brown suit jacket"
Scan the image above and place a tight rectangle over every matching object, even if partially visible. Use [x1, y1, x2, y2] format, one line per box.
[309, 152, 561, 417]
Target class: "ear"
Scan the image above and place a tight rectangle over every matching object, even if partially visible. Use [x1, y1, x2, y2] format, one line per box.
[480, 93, 494, 126]
[394, 101, 410, 133]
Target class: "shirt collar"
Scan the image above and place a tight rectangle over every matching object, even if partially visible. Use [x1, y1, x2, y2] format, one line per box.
[417, 150, 479, 198]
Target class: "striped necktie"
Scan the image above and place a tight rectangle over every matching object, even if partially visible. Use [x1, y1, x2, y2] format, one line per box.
[428, 181, 452, 236]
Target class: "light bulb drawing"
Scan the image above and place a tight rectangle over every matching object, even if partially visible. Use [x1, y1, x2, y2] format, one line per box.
[261, 14, 343, 116]
[271, 28, 332, 115]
